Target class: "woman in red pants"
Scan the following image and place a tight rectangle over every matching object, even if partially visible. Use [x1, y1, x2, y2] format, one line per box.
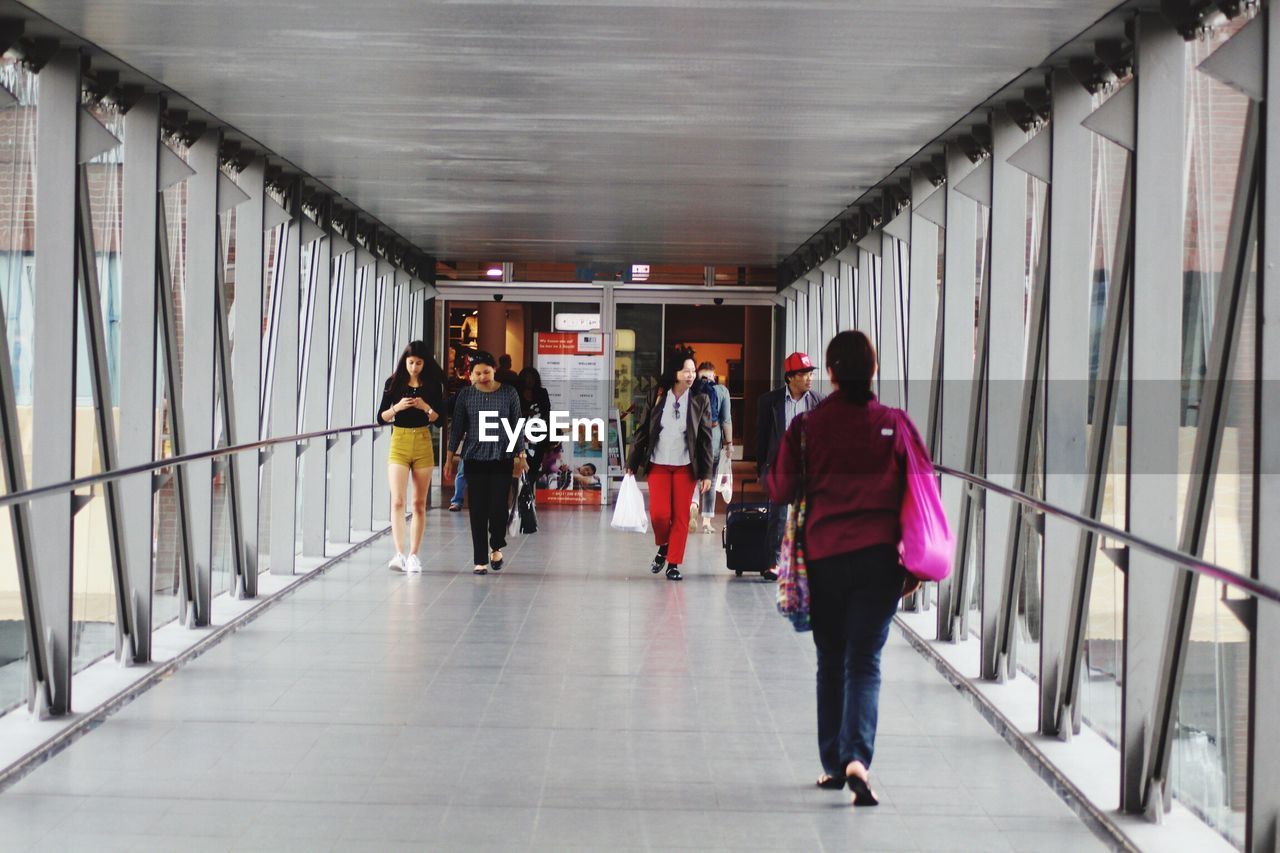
[625, 351, 714, 581]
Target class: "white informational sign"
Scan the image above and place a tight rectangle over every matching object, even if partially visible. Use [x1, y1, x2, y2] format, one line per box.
[554, 313, 601, 332]
[534, 332, 610, 506]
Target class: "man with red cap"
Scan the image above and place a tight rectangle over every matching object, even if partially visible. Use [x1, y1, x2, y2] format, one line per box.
[755, 351, 824, 580]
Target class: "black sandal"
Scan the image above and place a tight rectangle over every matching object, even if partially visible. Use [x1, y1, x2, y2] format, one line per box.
[665, 564, 683, 581]
[816, 774, 846, 790]
[847, 774, 879, 806]
[650, 547, 668, 574]
[490, 551, 504, 572]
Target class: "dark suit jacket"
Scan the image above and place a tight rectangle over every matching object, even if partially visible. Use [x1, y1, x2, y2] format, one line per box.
[626, 386, 715, 480]
[755, 386, 825, 474]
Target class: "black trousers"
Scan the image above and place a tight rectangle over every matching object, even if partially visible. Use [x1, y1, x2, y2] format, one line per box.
[465, 458, 514, 565]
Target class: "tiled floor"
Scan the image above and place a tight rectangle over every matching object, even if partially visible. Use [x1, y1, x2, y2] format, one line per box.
[0, 509, 1107, 851]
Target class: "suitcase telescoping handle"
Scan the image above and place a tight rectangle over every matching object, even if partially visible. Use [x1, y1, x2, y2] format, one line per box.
[734, 476, 760, 508]
[723, 477, 758, 551]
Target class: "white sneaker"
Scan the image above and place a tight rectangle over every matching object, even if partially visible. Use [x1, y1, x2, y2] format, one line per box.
[404, 554, 423, 573]
[388, 553, 406, 572]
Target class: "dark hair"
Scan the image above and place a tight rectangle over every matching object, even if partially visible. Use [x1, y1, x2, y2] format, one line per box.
[697, 361, 715, 373]
[469, 350, 497, 371]
[659, 345, 697, 391]
[385, 340, 433, 396]
[581, 463, 596, 474]
[826, 331, 876, 403]
[518, 366, 543, 391]
[499, 354, 513, 368]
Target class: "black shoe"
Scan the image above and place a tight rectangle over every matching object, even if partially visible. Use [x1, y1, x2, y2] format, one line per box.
[490, 551, 504, 572]
[761, 568, 778, 582]
[650, 547, 668, 574]
[847, 774, 879, 806]
[665, 564, 683, 581]
[816, 774, 847, 790]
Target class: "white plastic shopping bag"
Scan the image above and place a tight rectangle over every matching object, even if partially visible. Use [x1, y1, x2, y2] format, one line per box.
[715, 448, 734, 503]
[610, 473, 650, 533]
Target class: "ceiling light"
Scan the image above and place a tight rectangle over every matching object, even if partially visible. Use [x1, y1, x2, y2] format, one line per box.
[486, 266, 502, 277]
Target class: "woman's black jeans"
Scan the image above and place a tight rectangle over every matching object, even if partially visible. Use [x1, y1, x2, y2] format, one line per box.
[464, 458, 514, 565]
[808, 543, 905, 776]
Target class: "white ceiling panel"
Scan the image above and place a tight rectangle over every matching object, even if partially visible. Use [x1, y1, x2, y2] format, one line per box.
[22, 0, 1122, 263]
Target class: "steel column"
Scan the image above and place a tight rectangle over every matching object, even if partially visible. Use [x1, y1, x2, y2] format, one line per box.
[982, 112, 1030, 678]
[326, 246, 355, 545]
[30, 49, 80, 712]
[1250, 8, 1280, 848]
[1121, 11, 1186, 809]
[231, 158, 264, 593]
[213, 170, 249, 599]
[857, 247, 873, 341]
[267, 185, 301, 574]
[807, 273, 822, 365]
[936, 142, 978, 641]
[880, 231, 903, 408]
[907, 169, 941, 429]
[300, 229, 330, 557]
[350, 258, 377, 533]
[182, 130, 219, 620]
[1037, 67, 1095, 728]
[117, 94, 161, 656]
[371, 268, 396, 524]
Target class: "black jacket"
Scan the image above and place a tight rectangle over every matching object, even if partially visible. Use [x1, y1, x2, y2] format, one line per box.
[755, 385, 825, 474]
[626, 386, 715, 480]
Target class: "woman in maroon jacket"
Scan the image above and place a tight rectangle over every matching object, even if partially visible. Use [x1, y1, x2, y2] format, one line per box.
[768, 330, 928, 806]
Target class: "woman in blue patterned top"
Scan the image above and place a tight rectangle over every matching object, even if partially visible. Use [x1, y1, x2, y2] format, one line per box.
[443, 351, 528, 574]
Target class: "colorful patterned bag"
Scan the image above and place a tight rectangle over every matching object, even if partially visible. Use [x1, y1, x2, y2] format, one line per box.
[775, 420, 811, 632]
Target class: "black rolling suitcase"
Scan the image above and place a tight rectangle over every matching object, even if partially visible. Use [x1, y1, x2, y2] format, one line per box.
[722, 479, 772, 576]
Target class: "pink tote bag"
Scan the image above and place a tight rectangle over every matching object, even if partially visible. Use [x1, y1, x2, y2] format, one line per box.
[897, 413, 954, 582]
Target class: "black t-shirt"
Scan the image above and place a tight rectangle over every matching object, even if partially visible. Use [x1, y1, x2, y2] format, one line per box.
[377, 379, 444, 428]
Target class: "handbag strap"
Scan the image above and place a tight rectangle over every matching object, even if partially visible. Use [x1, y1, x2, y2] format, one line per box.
[796, 412, 808, 499]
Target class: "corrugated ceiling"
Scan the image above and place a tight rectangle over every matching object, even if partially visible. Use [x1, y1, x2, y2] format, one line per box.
[22, 0, 1121, 264]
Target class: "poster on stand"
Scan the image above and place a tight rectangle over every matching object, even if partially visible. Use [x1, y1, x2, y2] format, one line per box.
[534, 331, 608, 506]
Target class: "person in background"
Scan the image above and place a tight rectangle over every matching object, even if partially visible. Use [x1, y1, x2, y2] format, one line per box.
[756, 351, 824, 580]
[446, 364, 471, 512]
[496, 353, 521, 388]
[377, 341, 444, 573]
[449, 459, 467, 512]
[444, 351, 528, 574]
[768, 330, 926, 806]
[625, 350, 714, 582]
[518, 366, 553, 478]
[693, 361, 732, 534]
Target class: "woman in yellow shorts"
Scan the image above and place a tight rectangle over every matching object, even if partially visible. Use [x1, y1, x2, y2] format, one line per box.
[377, 341, 445, 572]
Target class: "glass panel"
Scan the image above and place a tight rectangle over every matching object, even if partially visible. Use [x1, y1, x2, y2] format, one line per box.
[294, 241, 317, 554]
[210, 459, 233, 601]
[0, 54, 37, 714]
[1078, 82, 1133, 745]
[70, 102, 126, 673]
[155, 141, 190, 629]
[1168, 22, 1254, 848]
[0, 472, 25, 713]
[965, 205, 992, 639]
[614, 303, 663, 461]
[257, 222, 286, 573]
[1014, 171, 1048, 679]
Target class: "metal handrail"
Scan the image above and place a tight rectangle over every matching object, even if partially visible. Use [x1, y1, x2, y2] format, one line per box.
[934, 464, 1280, 607]
[0, 422, 384, 511]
